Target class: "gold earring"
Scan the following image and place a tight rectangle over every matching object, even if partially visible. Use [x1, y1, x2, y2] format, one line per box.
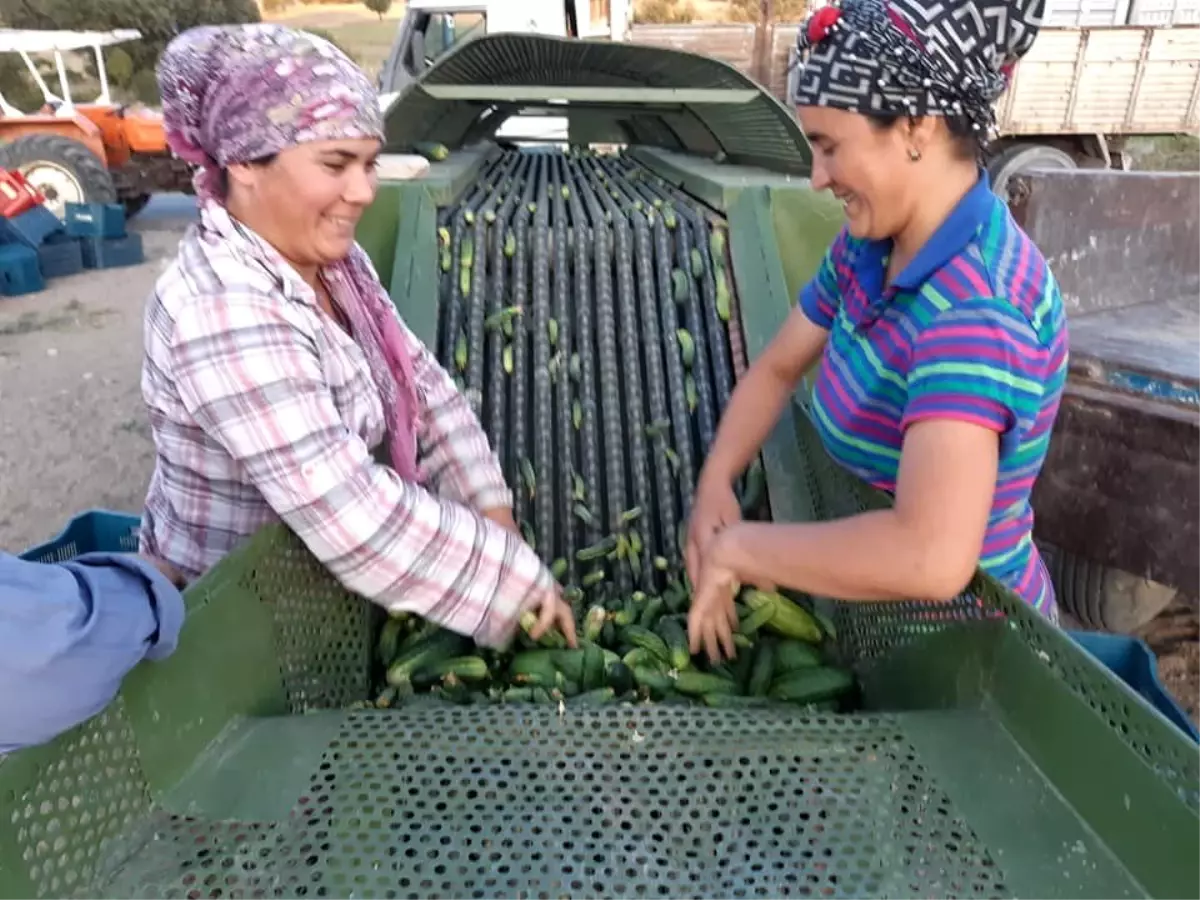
[908, 148, 922, 162]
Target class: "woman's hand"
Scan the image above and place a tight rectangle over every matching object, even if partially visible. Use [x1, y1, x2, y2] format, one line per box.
[526, 582, 579, 647]
[685, 473, 741, 587]
[687, 548, 741, 664]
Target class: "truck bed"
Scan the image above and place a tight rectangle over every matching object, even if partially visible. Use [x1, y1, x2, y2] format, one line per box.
[1010, 168, 1199, 593]
[1068, 296, 1199, 397]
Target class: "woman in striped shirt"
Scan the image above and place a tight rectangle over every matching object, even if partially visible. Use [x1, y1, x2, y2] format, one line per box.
[686, 0, 1067, 662]
[140, 25, 575, 650]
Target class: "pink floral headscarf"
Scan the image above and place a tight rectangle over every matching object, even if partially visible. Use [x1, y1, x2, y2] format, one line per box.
[157, 24, 422, 483]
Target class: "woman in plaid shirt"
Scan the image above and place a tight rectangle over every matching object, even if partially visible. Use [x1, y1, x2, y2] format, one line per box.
[140, 24, 575, 650]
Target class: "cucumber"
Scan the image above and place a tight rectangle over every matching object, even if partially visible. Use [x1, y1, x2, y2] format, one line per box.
[622, 647, 666, 673]
[414, 656, 490, 685]
[655, 616, 691, 671]
[747, 638, 777, 698]
[776, 640, 824, 674]
[569, 687, 616, 706]
[376, 617, 405, 666]
[769, 667, 855, 704]
[632, 666, 674, 700]
[637, 595, 666, 630]
[386, 629, 469, 686]
[621, 625, 671, 666]
[510, 650, 559, 686]
[581, 642, 607, 691]
[673, 671, 737, 697]
[605, 660, 634, 694]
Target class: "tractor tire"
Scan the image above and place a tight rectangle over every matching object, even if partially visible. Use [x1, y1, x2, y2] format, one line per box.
[0, 134, 117, 219]
[1041, 543, 1178, 634]
[987, 142, 1076, 207]
[123, 194, 151, 219]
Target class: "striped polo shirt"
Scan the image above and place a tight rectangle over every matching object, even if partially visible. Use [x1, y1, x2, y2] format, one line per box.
[798, 172, 1068, 617]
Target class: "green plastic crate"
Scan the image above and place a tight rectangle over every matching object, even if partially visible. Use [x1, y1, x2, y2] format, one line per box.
[1, 430, 1195, 899]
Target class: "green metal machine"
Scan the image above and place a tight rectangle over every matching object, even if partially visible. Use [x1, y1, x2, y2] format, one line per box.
[1, 34, 1196, 899]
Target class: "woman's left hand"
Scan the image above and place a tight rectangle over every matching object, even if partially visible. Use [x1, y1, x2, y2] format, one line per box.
[687, 533, 742, 663]
[481, 506, 519, 535]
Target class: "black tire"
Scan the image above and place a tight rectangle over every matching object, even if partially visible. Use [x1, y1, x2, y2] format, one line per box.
[1041, 543, 1178, 634]
[123, 194, 151, 219]
[987, 142, 1076, 207]
[0, 133, 117, 218]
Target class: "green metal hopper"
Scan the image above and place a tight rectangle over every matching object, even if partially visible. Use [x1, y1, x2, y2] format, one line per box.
[1, 34, 1195, 900]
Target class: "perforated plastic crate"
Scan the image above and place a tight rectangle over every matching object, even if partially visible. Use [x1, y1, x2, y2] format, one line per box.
[63, 202, 127, 240]
[80, 233, 145, 270]
[36, 236, 84, 279]
[0, 204, 63, 248]
[1069, 630, 1199, 742]
[0, 243, 44, 296]
[19, 509, 140, 563]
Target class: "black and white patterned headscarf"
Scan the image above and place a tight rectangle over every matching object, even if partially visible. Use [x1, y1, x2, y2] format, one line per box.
[793, 0, 1045, 137]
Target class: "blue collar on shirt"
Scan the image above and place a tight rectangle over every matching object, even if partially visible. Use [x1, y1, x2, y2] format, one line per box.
[852, 169, 995, 320]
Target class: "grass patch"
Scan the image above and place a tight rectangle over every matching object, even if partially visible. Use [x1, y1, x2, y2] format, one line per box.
[1128, 135, 1200, 172]
[319, 21, 399, 76]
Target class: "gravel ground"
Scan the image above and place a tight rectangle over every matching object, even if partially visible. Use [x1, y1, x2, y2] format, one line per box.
[0, 196, 1194, 732]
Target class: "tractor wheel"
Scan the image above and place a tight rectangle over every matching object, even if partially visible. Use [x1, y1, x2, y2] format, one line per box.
[0, 134, 117, 219]
[123, 194, 151, 219]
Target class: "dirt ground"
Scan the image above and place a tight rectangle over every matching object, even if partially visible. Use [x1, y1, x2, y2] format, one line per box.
[0, 209, 192, 553]
[0, 199, 1195, 732]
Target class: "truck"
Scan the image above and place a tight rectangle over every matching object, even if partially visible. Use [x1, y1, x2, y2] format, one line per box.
[0, 30, 1196, 900]
[956, 20, 1200, 198]
[1012, 167, 1199, 633]
[376, 0, 632, 141]
[645, 11, 1200, 199]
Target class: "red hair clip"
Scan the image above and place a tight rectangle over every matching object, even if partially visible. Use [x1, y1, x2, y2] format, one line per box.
[806, 6, 843, 44]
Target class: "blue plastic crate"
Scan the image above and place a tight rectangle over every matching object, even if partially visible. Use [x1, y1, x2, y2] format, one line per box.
[81, 232, 144, 270]
[1069, 629, 1199, 742]
[19, 509, 141, 563]
[64, 202, 126, 240]
[0, 204, 63, 248]
[0, 243, 45, 296]
[36, 236, 84, 278]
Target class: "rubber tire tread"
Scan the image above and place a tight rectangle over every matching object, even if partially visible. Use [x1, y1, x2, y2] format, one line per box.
[0, 134, 117, 205]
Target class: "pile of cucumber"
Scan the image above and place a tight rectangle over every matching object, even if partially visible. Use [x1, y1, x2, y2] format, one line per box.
[365, 147, 856, 711]
[374, 587, 853, 710]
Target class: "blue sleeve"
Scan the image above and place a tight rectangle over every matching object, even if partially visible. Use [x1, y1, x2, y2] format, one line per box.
[797, 227, 848, 330]
[0, 552, 185, 754]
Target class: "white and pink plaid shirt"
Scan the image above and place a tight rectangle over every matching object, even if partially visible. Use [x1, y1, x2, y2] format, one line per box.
[140, 204, 553, 648]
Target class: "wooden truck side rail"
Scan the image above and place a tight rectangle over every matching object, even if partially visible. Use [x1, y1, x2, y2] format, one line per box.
[997, 24, 1200, 136]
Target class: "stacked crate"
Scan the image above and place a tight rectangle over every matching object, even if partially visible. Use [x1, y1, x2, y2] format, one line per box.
[63, 202, 146, 269]
[0, 169, 145, 297]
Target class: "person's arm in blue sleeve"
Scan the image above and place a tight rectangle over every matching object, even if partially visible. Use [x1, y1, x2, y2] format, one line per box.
[0, 552, 186, 755]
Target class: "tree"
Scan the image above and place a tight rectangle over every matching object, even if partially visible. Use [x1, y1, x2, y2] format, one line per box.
[363, 0, 391, 21]
[0, 0, 262, 77]
[105, 46, 134, 88]
[128, 68, 160, 106]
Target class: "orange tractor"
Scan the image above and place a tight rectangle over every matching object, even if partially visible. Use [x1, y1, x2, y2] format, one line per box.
[0, 28, 194, 219]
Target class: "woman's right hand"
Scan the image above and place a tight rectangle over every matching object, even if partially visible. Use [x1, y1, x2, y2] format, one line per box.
[685, 473, 742, 588]
[525, 581, 579, 647]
